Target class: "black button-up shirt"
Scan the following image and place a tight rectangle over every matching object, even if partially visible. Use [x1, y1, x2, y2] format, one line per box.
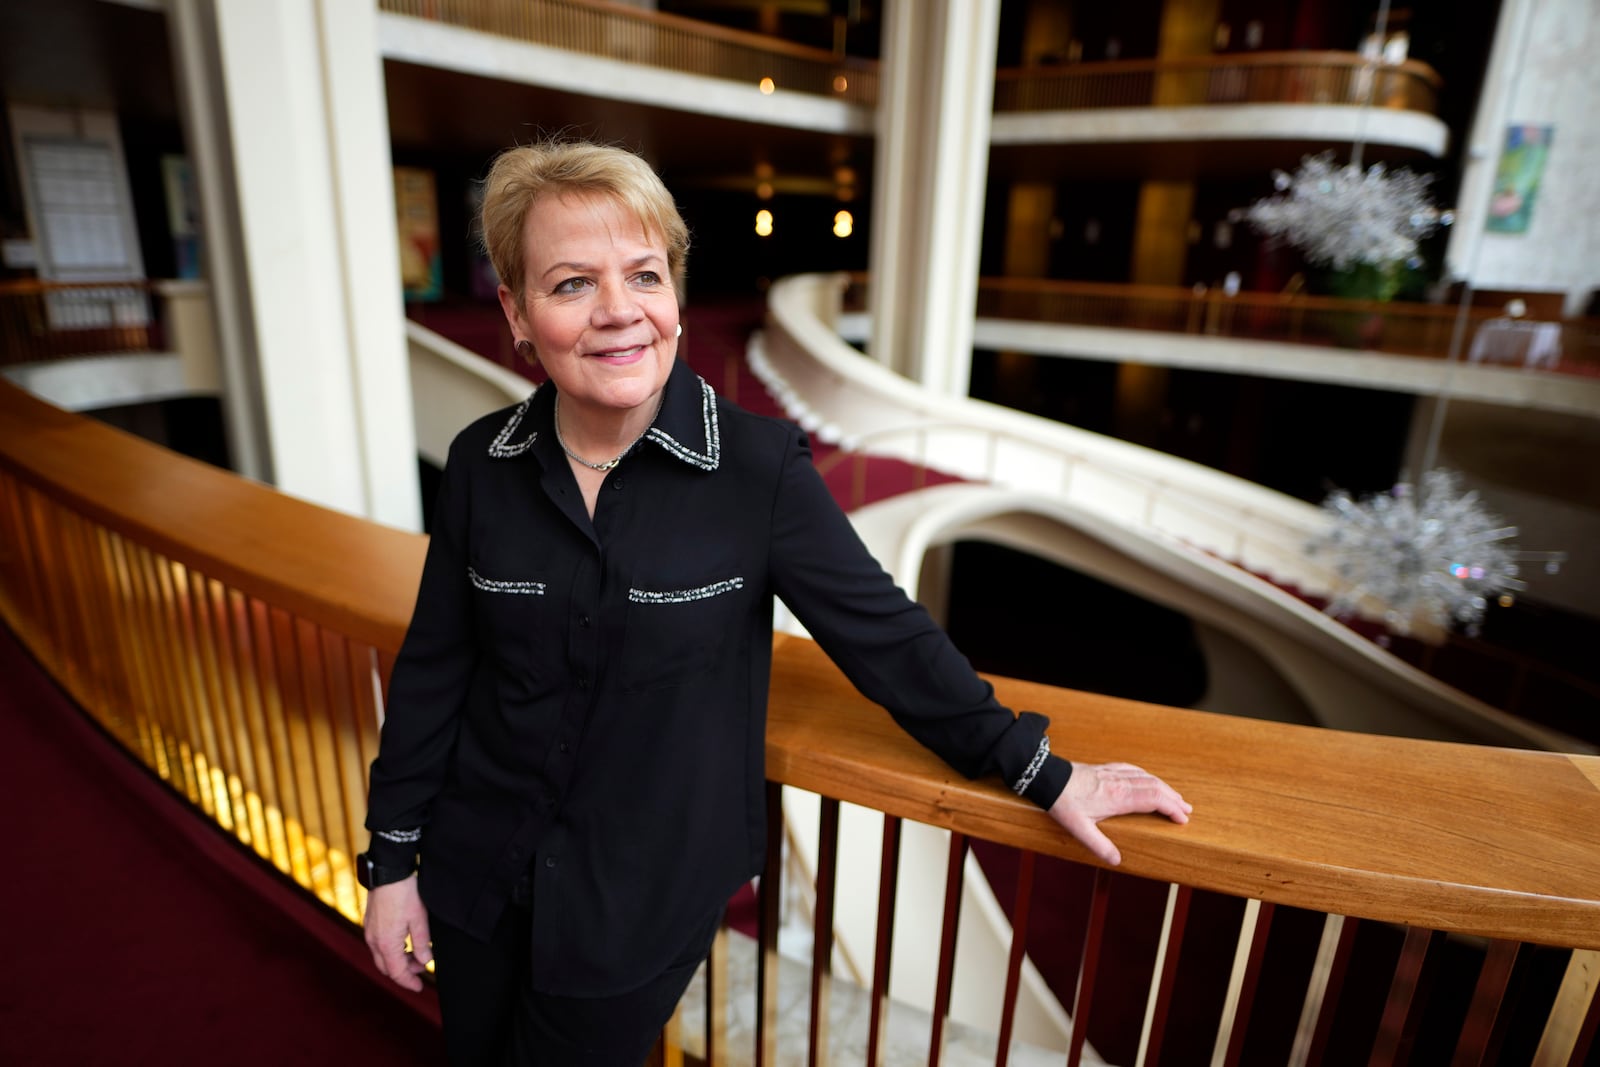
[365, 358, 1070, 995]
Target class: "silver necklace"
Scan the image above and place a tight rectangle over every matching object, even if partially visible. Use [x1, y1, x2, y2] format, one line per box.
[553, 394, 662, 472]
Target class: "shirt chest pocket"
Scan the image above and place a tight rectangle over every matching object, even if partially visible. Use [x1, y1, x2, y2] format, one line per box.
[621, 574, 746, 692]
[468, 565, 557, 682]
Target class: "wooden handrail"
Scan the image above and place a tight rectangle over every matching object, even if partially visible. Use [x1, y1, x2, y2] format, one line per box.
[994, 51, 1441, 115]
[1, 279, 165, 367]
[0, 380, 420, 652]
[770, 636, 1600, 951]
[398, 0, 871, 68]
[382, 0, 876, 105]
[973, 276, 1600, 375]
[996, 51, 1442, 87]
[979, 274, 1477, 320]
[0, 279, 162, 296]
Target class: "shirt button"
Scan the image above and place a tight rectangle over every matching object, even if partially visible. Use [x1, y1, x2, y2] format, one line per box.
[558, 741, 570, 753]
[545, 856, 558, 868]
[575, 674, 588, 689]
[611, 478, 624, 490]
[579, 614, 591, 628]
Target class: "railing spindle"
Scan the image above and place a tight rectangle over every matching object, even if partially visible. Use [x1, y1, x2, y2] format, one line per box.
[232, 589, 284, 866]
[1532, 948, 1599, 1066]
[1136, 883, 1193, 1067]
[756, 780, 783, 1067]
[184, 563, 239, 830]
[809, 796, 841, 1066]
[993, 849, 1036, 1067]
[1449, 939, 1519, 1067]
[1068, 867, 1113, 1067]
[1298, 914, 1360, 1067]
[1369, 926, 1440, 1066]
[208, 576, 266, 853]
[1214, 899, 1276, 1067]
[927, 832, 968, 1066]
[865, 814, 902, 1067]
[704, 925, 729, 1066]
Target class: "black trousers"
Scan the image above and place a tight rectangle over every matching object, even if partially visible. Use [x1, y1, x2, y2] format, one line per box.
[429, 884, 712, 1067]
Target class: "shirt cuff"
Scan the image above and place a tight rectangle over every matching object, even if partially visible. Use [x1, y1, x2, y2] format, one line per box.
[366, 827, 422, 871]
[1012, 737, 1073, 810]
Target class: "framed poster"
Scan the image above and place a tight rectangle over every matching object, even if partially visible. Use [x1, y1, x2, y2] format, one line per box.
[394, 165, 442, 301]
[162, 155, 202, 280]
[1485, 124, 1553, 235]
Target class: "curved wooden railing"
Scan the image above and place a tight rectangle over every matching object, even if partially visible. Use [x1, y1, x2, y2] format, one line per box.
[972, 276, 1600, 377]
[379, 0, 878, 104]
[2, 378, 1596, 1063]
[0, 279, 161, 367]
[994, 51, 1442, 114]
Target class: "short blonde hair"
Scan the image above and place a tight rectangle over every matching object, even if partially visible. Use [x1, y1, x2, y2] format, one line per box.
[480, 141, 689, 306]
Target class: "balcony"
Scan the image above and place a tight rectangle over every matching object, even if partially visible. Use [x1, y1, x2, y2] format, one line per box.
[375, 0, 1445, 162]
[3, 366, 1597, 1063]
[967, 277, 1600, 420]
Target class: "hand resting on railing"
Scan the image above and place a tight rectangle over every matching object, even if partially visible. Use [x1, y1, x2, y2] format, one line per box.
[1051, 761, 1192, 867]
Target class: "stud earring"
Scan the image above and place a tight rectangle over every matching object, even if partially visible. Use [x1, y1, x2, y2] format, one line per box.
[675, 324, 682, 338]
[515, 339, 536, 365]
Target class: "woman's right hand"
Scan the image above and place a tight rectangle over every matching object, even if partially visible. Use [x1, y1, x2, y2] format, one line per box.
[363, 876, 433, 991]
[1048, 761, 1191, 867]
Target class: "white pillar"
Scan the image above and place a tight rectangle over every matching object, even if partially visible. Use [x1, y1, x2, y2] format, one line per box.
[1442, 0, 1536, 289]
[868, 0, 1000, 399]
[166, 0, 421, 531]
[1446, 0, 1598, 317]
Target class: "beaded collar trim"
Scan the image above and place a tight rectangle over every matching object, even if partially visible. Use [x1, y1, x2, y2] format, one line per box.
[644, 377, 720, 471]
[487, 388, 539, 458]
[484, 376, 720, 473]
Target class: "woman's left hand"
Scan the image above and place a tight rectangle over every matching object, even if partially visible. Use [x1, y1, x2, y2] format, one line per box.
[1048, 762, 1191, 867]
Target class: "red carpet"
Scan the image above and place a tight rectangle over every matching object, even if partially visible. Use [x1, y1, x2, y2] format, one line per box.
[0, 623, 445, 1066]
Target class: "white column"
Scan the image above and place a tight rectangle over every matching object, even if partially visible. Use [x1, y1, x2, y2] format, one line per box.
[166, 0, 421, 530]
[1442, 0, 1536, 289]
[1446, 0, 1598, 316]
[868, 0, 1001, 399]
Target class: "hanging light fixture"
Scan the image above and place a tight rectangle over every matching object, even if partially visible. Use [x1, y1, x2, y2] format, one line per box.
[1235, 152, 1452, 270]
[1307, 470, 1564, 636]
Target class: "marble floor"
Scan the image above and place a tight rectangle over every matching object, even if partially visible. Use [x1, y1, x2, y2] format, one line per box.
[668, 928, 1108, 1066]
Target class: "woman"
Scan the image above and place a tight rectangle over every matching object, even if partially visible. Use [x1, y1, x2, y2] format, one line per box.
[361, 141, 1190, 1065]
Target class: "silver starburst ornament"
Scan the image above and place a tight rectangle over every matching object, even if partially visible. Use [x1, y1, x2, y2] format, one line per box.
[1306, 470, 1561, 636]
[1237, 153, 1451, 270]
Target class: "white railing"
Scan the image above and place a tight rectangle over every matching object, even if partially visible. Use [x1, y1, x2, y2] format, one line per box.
[405, 319, 532, 466]
[758, 274, 1421, 629]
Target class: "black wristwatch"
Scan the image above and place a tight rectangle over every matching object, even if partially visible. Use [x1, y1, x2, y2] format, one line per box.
[355, 852, 415, 890]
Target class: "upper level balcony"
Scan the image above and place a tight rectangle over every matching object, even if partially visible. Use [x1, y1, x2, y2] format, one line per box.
[965, 277, 1600, 420]
[990, 53, 1448, 168]
[376, 0, 1448, 164]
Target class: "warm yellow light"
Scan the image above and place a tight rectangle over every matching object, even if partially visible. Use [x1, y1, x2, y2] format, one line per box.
[759, 77, 776, 94]
[832, 74, 849, 93]
[833, 210, 853, 238]
[755, 209, 773, 237]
